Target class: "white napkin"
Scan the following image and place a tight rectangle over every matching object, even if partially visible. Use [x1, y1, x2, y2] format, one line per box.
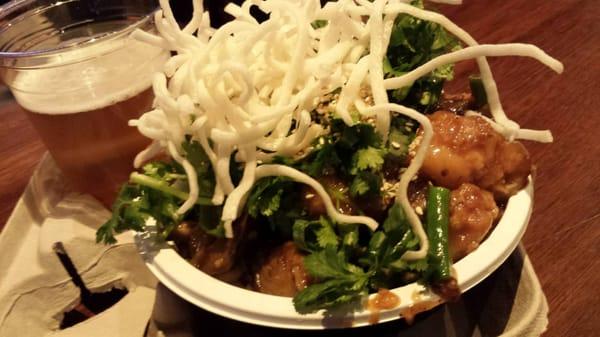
[0, 156, 157, 337]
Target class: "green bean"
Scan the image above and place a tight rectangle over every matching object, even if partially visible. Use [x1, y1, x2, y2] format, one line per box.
[426, 186, 452, 281]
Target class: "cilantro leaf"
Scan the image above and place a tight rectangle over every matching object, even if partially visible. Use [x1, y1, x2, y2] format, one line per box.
[293, 278, 369, 314]
[142, 161, 184, 182]
[381, 203, 421, 261]
[96, 220, 119, 245]
[335, 120, 382, 150]
[246, 177, 290, 218]
[299, 120, 384, 179]
[385, 0, 461, 112]
[340, 225, 360, 251]
[387, 127, 412, 159]
[182, 140, 216, 197]
[96, 182, 181, 244]
[350, 172, 382, 197]
[351, 203, 430, 289]
[301, 140, 341, 177]
[293, 217, 339, 252]
[365, 231, 388, 267]
[246, 176, 303, 236]
[351, 147, 387, 174]
[350, 175, 370, 196]
[382, 202, 409, 237]
[317, 220, 339, 249]
[303, 247, 362, 279]
[96, 140, 219, 244]
[294, 247, 371, 313]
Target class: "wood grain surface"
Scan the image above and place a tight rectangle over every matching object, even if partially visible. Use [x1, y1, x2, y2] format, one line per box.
[0, 0, 598, 336]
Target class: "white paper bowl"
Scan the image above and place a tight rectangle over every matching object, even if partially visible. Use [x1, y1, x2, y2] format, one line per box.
[136, 180, 533, 329]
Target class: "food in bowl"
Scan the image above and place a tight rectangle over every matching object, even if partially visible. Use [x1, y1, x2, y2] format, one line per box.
[96, 0, 562, 316]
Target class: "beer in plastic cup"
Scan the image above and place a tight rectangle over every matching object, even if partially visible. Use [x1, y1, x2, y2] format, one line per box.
[0, 0, 169, 206]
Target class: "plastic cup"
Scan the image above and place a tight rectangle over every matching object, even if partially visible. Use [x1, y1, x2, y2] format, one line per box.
[0, 0, 169, 206]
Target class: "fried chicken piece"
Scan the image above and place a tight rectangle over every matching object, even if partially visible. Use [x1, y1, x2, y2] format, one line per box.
[170, 215, 249, 281]
[419, 111, 531, 200]
[449, 183, 499, 261]
[253, 241, 310, 297]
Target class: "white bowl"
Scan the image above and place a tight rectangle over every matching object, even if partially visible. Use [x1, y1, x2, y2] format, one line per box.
[136, 180, 533, 329]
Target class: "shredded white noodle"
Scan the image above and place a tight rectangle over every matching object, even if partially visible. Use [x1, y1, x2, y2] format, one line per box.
[131, 0, 562, 258]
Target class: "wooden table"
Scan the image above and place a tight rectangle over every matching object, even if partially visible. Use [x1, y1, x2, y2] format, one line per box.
[0, 0, 598, 336]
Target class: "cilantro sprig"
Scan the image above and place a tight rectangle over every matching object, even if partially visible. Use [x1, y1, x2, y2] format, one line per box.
[293, 247, 372, 313]
[96, 141, 216, 244]
[293, 203, 433, 313]
[385, 0, 461, 112]
[293, 217, 339, 252]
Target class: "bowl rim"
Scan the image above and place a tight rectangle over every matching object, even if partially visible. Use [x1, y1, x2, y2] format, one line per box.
[137, 179, 533, 329]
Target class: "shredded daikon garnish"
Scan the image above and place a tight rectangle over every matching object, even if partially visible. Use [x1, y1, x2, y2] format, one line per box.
[131, 0, 562, 257]
[464, 111, 554, 143]
[347, 2, 562, 138]
[255, 164, 379, 231]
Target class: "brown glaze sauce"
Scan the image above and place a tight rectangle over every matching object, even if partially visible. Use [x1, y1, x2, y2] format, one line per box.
[399, 299, 442, 325]
[366, 289, 400, 324]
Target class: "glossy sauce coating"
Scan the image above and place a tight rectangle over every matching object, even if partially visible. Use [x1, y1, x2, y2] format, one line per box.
[420, 111, 531, 200]
[253, 241, 310, 296]
[367, 289, 401, 324]
[449, 183, 499, 261]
